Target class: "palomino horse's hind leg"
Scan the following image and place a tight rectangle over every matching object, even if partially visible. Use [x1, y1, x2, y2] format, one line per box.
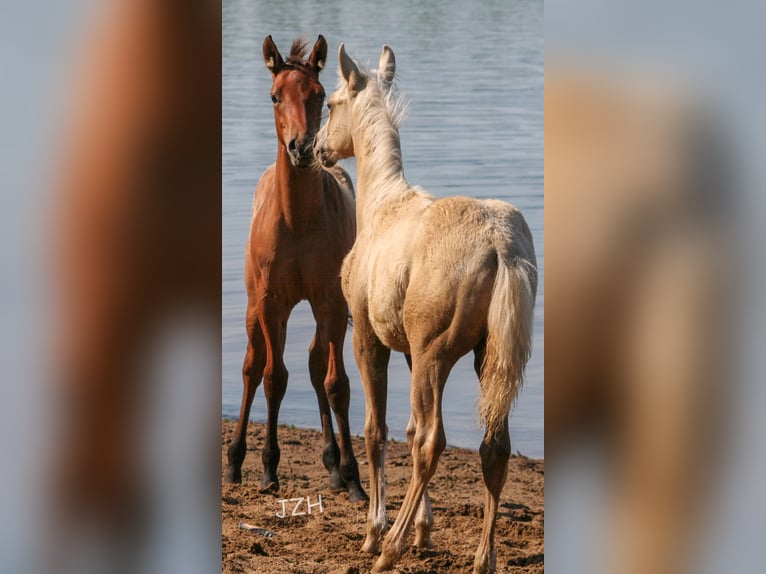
[404, 356, 435, 548]
[474, 420, 511, 574]
[407, 412, 435, 548]
[373, 353, 451, 573]
[354, 317, 391, 553]
[224, 306, 266, 484]
[257, 298, 290, 492]
[312, 305, 368, 502]
[471, 334, 509, 574]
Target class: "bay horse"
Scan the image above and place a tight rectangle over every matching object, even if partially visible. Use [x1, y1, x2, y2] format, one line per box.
[224, 35, 367, 502]
[314, 45, 537, 573]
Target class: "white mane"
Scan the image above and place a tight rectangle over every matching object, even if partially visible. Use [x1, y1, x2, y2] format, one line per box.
[337, 61, 424, 222]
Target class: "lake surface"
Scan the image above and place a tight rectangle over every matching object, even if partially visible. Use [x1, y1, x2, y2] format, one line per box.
[222, 0, 544, 457]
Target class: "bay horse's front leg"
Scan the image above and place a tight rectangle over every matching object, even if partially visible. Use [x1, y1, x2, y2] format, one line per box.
[307, 326, 344, 490]
[354, 316, 391, 553]
[257, 296, 290, 492]
[225, 301, 266, 483]
[313, 304, 368, 502]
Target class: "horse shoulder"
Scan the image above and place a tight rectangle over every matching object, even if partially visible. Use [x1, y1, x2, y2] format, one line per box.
[246, 164, 282, 270]
[252, 163, 277, 219]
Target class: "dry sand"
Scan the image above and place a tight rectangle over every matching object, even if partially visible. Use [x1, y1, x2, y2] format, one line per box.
[222, 420, 543, 573]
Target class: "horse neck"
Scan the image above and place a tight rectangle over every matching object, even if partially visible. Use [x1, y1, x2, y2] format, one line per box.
[274, 145, 324, 232]
[352, 100, 408, 229]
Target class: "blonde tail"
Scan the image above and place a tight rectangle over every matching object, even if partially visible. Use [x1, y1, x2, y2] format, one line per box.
[478, 258, 537, 440]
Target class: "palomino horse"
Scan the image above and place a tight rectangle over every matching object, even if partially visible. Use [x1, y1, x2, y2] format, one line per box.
[224, 35, 367, 502]
[314, 45, 538, 573]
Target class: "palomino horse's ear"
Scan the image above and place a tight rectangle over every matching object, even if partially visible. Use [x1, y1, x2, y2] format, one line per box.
[263, 35, 284, 75]
[308, 34, 328, 73]
[339, 43, 366, 95]
[378, 45, 396, 90]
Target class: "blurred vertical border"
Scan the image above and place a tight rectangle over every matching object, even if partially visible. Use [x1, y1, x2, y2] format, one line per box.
[546, 0, 764, 573]
[0, 1, 221, 573]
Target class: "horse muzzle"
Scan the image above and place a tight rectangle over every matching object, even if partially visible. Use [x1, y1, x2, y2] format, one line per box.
[313, 144, 336, 168]
[287, 137, 315, 168]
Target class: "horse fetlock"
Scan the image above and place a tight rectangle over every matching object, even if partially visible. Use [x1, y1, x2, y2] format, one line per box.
[321, 442, 341, 472]
[341, 462, 368, 501]
[414, 525, 433, 549]
[225, 439, 243, 464]
[346, 481, 369, 503]
[362, 515, 387, 554]
[473, 546, 497, 574]
[261, 446, 281, 491]
[223, 465, 242, 485]
[328, 469, 346, 492]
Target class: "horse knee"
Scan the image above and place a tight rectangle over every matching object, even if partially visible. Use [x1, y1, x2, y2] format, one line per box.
[413, 427, 446, 475]
[480, 434, 511, 467]
[427, 429, 447, 462]
[364, 421, 387, 453]
[479, 438, 511, 493]
[405, 418, 416, 448]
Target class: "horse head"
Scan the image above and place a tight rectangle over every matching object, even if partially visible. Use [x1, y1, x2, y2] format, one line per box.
[263, 35, 327, 168]
[314, 43, 396, 168]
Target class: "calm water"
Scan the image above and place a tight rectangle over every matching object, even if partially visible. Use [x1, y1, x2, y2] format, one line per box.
[223, 0, 544, 457]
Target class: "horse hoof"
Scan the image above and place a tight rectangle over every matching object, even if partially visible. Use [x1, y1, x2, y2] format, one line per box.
[371, 554, 396, 573]
[361, 537, 381, 555]
[259, 477, 279, 493]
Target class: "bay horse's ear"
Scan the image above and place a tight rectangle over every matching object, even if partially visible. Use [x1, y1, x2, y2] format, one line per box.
[263, 35, 284, 76]
[378, 45, 396, 90]
[308, 34, 328, 73]
[339, 43, 366, 95]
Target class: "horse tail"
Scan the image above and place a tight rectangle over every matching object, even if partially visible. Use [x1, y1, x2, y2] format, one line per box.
[478, 255, 537, 440]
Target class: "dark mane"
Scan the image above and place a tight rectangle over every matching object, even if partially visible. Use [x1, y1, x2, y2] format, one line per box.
[286, 38, 309, 66]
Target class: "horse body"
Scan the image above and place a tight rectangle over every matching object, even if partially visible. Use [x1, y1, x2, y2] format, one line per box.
[224, 35, 366, 503]
[316, 44, 537, 573]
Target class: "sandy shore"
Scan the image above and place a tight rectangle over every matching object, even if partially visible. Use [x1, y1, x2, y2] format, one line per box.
[222, 419, 543, 573]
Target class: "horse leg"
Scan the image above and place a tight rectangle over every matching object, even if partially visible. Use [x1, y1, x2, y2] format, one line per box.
[374, 352, 450, 573]
[315, 306, 368, 502]
[471, 334, 509, 573]
[355, 316, 391, 554]
[224, 303, 266, 483]
[404, 355, 434, 549]
[257, 298, 290, 492]
[307, 325, 344, 491]
[474, 419, 511, 574]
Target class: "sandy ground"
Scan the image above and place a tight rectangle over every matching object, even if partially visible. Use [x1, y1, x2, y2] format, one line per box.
[222, 420, 543, 573]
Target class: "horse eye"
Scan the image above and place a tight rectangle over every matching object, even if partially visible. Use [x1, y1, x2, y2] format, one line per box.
[271, 94, 278, 105]
[326, 103, 332, 111]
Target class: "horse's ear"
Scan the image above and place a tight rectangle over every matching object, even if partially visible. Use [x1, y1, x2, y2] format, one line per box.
[339, 43, 366, 95]
[378, 45, 396, 90]
[263, 35, 284, 76]
[308, 34, 327, 73]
